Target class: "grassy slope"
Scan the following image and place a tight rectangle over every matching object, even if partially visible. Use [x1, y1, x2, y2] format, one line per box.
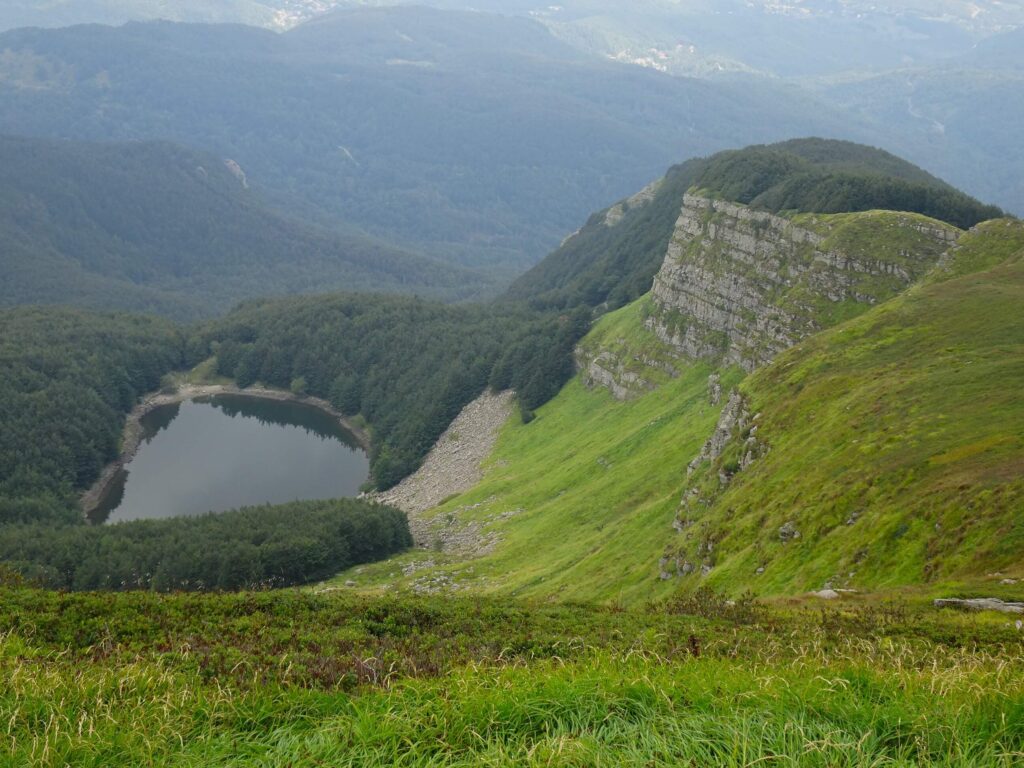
[346, 218, 1024, 603]
[694, 218, 1024, 594]
[346, 298, 738, 603]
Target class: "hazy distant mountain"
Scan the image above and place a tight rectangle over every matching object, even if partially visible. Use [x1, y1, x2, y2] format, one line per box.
[811, 41, 1024, 215]
[0, 8, 877, 272]
[0, 136, 490, 319]
[0, 0, 281, 31]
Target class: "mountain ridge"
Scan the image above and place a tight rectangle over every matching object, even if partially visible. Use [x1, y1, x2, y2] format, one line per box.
[0, 12, 897, 272]
[506, 138, 1000, 313]
[341, 147, 1021, 601]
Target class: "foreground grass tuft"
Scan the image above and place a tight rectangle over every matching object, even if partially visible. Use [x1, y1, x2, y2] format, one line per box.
[2, 587, 1023, 766]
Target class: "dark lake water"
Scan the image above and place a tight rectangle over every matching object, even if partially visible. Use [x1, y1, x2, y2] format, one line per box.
[90, 395, 369, 524]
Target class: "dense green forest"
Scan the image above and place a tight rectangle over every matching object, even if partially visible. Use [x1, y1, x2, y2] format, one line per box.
[0, 499, 411, 591]
[0, 307, 186, 523]
[0, 136, 490, 319]
[0, 295, 583, 590]
[201, 295, 589, 488]
[0, 293, 586, 514]
[506, 139, 1005, 314]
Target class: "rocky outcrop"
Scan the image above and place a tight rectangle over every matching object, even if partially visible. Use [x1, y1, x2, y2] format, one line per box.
[664, 387, 767, 579]
[646, 193, 957, 371]
[223, 158, 249, 189]
[375, 390, 515, 549]
[934, 598, 1024, 615]
[687, 391, 745, 476]
[684, 387, 765, 482]
[778, 521, 801, 543]
[604, 178, 663, 227]
[576, 349, 657, 401]
[652, 195, 960, 583]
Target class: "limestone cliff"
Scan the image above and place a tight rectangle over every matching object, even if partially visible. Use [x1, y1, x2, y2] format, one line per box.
[646, 193, 959, 371]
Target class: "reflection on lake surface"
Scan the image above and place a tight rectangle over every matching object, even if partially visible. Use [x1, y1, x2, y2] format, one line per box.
[90, 395, 369, 524]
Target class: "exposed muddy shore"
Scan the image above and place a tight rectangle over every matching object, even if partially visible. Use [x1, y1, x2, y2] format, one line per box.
[81, 384, 371, 519]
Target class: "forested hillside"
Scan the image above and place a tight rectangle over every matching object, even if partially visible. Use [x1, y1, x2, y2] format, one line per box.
[0, 292, 587, 513]
[0, 308, 415, 591]
[0, 499, 411, 591]
[813, 62, 1024, 216]
[0, 308, 185, 523]
[504, 159, 706, 311]
[693, 141, 1004, 228]
[0, 136, 489, 318]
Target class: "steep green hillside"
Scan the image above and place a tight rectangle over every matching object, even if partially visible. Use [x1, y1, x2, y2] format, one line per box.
[343, 299, 733, 603]
[349, 218, 1024, 602]
[677, 218, 1024, 594]
[0, 136, 487, 319]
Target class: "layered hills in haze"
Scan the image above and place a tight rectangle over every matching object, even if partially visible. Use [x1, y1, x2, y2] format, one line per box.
[0, 7, 884, 274]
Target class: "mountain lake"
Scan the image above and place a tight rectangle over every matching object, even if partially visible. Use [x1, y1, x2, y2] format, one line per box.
[89, 395, 369, 524]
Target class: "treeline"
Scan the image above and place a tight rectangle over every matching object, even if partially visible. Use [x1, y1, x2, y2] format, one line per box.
[0, 307, 185, 523]
[201, 295, 589, 488]
[0, 499, 411, 591]
[695, 145, 1003, 229]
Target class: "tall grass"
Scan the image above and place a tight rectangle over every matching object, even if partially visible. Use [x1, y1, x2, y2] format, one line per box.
[2, 588, 1022, 766]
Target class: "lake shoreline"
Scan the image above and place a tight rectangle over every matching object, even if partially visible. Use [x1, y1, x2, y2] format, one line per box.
[81, 383, 372, 520]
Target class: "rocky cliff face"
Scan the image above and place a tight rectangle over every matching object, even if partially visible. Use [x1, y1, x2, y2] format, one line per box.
[645, 193, 959, 371]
